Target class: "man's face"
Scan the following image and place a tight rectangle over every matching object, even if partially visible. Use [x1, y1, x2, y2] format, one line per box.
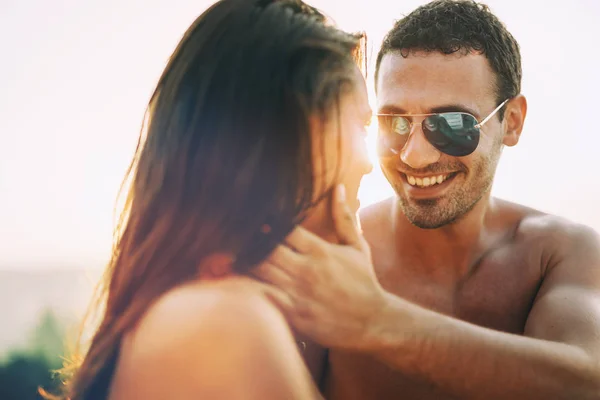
[376, 51, 505, 229]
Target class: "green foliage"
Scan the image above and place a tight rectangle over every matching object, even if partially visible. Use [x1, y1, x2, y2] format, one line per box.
[0, 309, 69, 400]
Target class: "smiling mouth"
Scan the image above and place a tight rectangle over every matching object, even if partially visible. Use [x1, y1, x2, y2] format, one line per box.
[405, 172, 459, 188]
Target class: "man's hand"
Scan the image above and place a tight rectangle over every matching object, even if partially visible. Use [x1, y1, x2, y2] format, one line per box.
[254, 184, 388, 350]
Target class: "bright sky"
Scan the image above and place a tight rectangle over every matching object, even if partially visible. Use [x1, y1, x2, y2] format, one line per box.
[1, 0, 599, 270]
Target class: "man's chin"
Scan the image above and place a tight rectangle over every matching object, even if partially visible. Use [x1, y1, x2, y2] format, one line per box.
[398, 197, 455, 229]
[406, 216, 452, 230]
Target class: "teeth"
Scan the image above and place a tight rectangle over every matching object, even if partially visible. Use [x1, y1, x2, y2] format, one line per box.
[407, 174, 450, 188]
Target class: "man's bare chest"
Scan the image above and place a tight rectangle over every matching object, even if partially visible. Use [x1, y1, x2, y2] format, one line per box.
[374, 241, 544, 332]
[324, 249, 544, 400]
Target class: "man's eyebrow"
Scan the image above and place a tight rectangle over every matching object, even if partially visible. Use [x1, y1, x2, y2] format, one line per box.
[376, 104, 480, 118]
[376, 105, 406, 114]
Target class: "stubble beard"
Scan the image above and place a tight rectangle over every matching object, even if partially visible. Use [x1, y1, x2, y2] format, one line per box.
[388, 144, 503, 230]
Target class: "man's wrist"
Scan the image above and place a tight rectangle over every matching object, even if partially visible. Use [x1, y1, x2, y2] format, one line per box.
[362, 291, 418, 354]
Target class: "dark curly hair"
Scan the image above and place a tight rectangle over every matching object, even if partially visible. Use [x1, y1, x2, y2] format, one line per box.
[375, 0, 521, 119]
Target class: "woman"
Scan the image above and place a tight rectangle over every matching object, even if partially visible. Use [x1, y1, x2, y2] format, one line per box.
[48, 0, 372, 398]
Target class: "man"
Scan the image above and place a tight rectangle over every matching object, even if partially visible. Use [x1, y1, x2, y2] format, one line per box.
[256, 1, 600, 399]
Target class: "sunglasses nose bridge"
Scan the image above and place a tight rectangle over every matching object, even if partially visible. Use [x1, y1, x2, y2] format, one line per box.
[407, 117, 426, 136]
[411, 120, 423, 131]
[400, 120, 442, 169]
[398, 117, 430, 150]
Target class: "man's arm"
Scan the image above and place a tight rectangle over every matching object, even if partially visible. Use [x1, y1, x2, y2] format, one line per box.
[256, 186, 600, 400]
[369, 221, 600, 399]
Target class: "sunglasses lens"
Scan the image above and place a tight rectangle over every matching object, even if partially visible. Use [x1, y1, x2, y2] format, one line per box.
[423, 113, 480, 157]
[377, 113, 480, 157]
[376, 115, 411, 156]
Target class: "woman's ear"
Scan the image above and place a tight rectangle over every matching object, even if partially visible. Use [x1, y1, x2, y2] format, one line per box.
[198, 253, 236, 279]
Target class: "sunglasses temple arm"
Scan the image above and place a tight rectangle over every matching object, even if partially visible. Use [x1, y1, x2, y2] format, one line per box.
[476, 99, 510, 128]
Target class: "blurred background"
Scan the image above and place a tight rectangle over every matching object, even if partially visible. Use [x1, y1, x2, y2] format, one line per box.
[1, 0, 599, 398]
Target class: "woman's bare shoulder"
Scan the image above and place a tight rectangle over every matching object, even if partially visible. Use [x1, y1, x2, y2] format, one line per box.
[130, 276, 277, 343]
[123, 276, 289, 361]
[110, 277, 312, 399]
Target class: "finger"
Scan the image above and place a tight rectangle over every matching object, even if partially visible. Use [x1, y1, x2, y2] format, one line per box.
[283, 224, 327, 255]
[252, 261, 295, 289]
[332, 184, 362, 249]
[261, 283, 315, 326]
[267, 244, 307, 276]
[257, 283, 297, 318]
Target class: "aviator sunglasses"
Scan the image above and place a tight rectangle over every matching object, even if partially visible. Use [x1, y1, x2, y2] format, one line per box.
[376, 99, 509, 157]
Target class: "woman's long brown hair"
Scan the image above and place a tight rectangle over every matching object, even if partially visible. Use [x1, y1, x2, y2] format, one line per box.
[42, 0, 366, 398]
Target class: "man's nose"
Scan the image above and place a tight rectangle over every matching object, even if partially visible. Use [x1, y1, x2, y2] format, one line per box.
[400, 124, 441, 169]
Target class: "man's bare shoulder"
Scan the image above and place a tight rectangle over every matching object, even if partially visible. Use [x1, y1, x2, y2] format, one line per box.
[498, 198, 597, 243]
[358, 198, 395, 246]
[495, 197, 600, 270]
[509, 201, 600, 359]
[359, 197, 394, 226]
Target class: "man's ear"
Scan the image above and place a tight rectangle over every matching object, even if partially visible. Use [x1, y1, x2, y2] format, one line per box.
[502, 94, 527, 147]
